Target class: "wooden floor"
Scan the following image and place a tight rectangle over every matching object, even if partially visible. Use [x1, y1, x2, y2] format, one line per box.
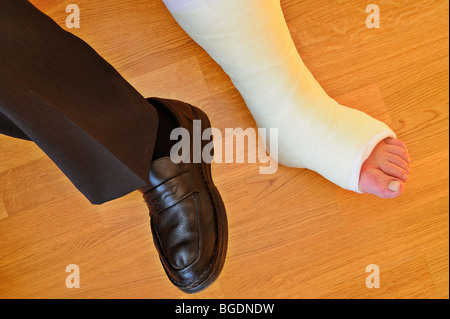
[0, 0, 448, 299]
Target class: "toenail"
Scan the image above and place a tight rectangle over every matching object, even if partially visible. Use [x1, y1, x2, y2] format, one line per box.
[402, 174, 408, 181]
[388, 181, 401, 192]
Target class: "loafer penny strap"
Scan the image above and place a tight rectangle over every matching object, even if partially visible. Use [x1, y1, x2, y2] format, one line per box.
[143, 172, 199, 216]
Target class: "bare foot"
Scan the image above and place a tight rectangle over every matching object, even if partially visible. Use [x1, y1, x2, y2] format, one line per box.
[359, 138, 411, 198]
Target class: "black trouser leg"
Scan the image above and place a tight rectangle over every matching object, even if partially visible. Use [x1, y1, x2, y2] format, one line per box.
[0, 110, 30, 141]
[0, 0, 159, 204]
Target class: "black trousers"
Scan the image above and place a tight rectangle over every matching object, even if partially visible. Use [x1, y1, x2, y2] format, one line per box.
[0, 0, 159, 204]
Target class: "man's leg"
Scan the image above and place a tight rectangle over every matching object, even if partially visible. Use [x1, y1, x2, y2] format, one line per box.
[0, 0, 161, 204]
[0, 0, 227, 293]
[162, 0, 411, 198]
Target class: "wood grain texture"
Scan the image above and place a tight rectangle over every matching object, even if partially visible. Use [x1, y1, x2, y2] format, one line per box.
[0, 0, 448, 299]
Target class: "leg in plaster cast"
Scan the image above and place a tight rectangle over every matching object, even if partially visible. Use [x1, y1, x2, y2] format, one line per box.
[162, 0, 411, 198]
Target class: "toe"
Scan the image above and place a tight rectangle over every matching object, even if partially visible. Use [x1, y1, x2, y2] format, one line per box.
[379, 157, 409, 182]
[374, 174, 405, 199]
[385, 137, 407, 150]
[385, 178, 405, 198]
[359, 168, 405, 199]
[385, 142, 410, 164]
[386, 153, 411, 173]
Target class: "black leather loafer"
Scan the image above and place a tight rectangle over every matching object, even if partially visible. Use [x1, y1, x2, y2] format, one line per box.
[141, 98, 228, 294]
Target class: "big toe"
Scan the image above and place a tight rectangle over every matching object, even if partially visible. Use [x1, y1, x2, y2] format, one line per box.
[359, 167, 405, 199]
